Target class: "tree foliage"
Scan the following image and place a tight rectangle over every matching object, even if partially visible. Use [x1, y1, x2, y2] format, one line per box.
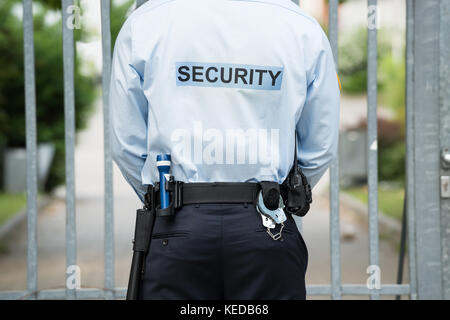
[0, 0, 135, 191]
[111, 0, 135, 49]
[0, 0, 95, 190]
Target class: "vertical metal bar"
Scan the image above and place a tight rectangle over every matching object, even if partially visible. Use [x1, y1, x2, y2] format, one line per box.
[328, 0, 341, 301]
[405, 0, 418, 300]
[439, 0, 450, 300]
[412, 0, 443, 299]
[101, 0, 115, 300]
[395, 196, 407, 300]
[61, 0, 77, 300]
[23, 0, 38, 300]
[367, 0, 379, 300]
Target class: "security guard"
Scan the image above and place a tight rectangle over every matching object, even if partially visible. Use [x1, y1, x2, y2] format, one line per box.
[111, 0, 340, 300]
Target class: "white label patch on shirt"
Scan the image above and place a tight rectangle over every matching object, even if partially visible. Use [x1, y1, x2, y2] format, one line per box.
[176, 62, 283, 90]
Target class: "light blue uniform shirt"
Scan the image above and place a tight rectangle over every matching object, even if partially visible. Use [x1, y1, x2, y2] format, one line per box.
[110, 0, 340, 203]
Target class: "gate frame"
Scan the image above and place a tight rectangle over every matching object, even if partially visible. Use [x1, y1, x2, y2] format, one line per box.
[410, 0, 450, 300]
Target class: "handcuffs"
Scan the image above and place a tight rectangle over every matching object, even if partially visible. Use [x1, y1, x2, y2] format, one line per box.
[255, 133, 313, 241]
[256, 186, 287, 241]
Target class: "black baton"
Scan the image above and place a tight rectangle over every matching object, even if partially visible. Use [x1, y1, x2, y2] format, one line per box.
[126, 186, 155, 300]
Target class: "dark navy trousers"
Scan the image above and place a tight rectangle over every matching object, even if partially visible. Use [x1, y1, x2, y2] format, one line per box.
[140, 203, 308, 300]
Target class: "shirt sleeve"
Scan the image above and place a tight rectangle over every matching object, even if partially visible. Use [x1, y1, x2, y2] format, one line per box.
[110, 19, 148, 203]
[296, 29, 340, 189]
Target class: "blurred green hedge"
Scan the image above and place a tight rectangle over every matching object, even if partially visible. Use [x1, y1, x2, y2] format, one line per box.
[338, 26, 406, 184]
[0, 0, 132, 192]
[0, 0, 96, 191]
[349, 118, 405, 184]
[338, 27, 393, 94]
[338, 26, 406, 123]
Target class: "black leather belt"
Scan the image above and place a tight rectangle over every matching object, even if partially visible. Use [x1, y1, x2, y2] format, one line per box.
[182, 182, 261, 205]
[150, 182, 262, 216]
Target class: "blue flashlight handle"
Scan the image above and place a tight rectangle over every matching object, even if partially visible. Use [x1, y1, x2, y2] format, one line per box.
[157, 154, 171, 209]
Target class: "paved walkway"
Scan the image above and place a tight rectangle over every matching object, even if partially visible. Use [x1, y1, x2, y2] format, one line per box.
[0, 96, 406, 299]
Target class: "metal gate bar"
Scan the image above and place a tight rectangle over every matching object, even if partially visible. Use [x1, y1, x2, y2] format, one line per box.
[405, 0, 418, 301]
[23, 0, 38, 301]
[100, 0, 115, 301]
[61, 0, 77, 300]
[367, 0, 380, 301]
[327, 0, 342, 301]
[411, 0, 444, 299]
[0, 283, 413, 300]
